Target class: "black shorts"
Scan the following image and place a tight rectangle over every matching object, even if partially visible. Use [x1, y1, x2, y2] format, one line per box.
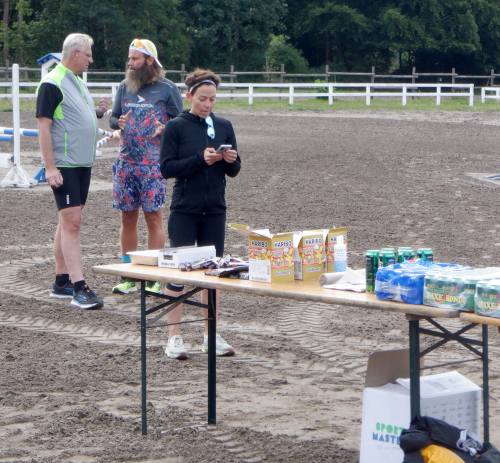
[52, 167, 92, 210]
[168, 212, 226, 257]
[167, 212, 226, 292]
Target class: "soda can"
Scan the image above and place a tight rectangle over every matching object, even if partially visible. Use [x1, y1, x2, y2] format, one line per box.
[464, 278, 482, 295]
[397, 247, 414, 263]
[438, 275, 453, 292]
[379, 250, 396, 268]
[417, 248, 434, 262]
[365, 250, 380, 293]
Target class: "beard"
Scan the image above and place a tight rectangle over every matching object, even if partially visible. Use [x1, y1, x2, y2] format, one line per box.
[125, 61, 156, 94]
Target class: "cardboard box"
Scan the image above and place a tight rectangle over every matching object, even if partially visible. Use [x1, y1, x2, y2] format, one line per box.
[323, 227, 348, 273]
[228, 223, 294, 283]
[359, 350, 481, 463]
[158, 245, 216, 269]
[293, 230, 324, 280]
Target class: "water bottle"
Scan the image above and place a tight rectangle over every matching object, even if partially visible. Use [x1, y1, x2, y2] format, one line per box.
[334, 235, 347, 272]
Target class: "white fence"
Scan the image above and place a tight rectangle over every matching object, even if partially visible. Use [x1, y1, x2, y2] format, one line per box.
[0, 81, 475, 107]
[481, 87, 500, 103]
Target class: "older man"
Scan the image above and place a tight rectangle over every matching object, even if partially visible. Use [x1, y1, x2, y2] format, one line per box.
[109, 39, 182, 295]
[36, 33, 109, 309]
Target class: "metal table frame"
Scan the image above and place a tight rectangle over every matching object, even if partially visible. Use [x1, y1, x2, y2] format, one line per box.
[94, 263, 491, 439]
[408, 316, 489, 442]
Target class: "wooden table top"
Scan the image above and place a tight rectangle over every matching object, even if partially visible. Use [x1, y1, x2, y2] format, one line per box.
[93, 263, 461, 318]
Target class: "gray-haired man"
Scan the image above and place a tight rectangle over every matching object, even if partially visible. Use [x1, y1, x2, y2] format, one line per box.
[36, 33, 109, 309]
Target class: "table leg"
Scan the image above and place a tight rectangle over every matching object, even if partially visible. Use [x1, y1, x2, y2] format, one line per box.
[207, 288, 217, 424]
[483, 324, 489, 443]
[409, 319, 420, 419]
[140, 280, 147, 435]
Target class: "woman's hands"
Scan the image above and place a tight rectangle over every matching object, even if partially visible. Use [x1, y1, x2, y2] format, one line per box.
[204, 148, 237, 165]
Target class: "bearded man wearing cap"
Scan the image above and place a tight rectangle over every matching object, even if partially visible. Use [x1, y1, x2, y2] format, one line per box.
[109, 39, 183, 295]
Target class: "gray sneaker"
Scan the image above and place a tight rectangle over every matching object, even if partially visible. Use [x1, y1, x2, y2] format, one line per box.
[71, 285, 104, 310]
[165, 335, 189, 360]
[202, 333, 235, 356]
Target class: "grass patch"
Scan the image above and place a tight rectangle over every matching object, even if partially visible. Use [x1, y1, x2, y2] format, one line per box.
[214, 95, 500, 111]
[1, 94, 500, 113]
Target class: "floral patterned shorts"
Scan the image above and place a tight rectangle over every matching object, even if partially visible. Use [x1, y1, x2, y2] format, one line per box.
[112, 161, 166, 212]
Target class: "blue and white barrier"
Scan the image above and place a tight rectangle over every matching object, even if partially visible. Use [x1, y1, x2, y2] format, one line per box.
[0, 127, 38, 137]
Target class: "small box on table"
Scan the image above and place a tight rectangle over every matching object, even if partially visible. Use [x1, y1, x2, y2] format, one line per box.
[293, 230, 324, 280]
[158, 245, 216, 269]
[228, 223, 294, 283]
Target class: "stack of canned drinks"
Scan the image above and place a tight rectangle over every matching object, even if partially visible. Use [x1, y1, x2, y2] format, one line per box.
[423, 268, 500, 312]
[365, 247, 433, 293]
[475, 280, 500, 317]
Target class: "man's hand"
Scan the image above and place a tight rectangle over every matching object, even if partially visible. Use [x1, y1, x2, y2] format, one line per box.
[45, 166, 63, 189]
[222, 149, 238, 163]
[118, 110, 132, 130]
[96, 96, 110, 117]
[204, 147, 223, 165]
[152, 113, 165, 137]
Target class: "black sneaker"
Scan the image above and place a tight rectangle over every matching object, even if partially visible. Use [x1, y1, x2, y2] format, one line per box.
[50, 281, 74, 299]
[71, 285, 104, 310]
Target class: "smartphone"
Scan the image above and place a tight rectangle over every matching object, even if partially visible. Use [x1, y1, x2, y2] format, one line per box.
[215, 144, 232, 153]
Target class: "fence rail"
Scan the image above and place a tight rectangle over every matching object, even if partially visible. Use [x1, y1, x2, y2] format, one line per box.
[0, 81, 476, 106]
[2, 64, 500, 85]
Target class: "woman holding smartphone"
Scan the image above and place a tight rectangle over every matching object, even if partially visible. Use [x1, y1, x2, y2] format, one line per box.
[159, 68, 241, 359]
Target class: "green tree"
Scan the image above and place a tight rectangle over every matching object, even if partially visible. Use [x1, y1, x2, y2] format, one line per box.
[180, 0, 287, 71]
[26, 0, 190, 70]
[265, 34, 309, 74]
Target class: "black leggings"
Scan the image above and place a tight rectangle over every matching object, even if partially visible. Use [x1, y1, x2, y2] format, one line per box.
[167, 212, 226, 292]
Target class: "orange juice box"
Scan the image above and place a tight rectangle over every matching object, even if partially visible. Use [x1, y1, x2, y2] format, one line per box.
[292, 230, 324, 280]
[228, 223, 294, 283]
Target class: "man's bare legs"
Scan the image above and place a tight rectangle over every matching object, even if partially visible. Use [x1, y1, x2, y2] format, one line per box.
[54, 205, 84, 282]
[120, 209, 165, 255]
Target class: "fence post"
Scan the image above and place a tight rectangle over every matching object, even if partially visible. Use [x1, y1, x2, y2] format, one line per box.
[249, 85, 253, 105]
[4, 60, 9, 95]
[412, 67, 416, 100]
[289, 86, 294, 105]
[230, 64, 234, 100]
[371, 66, 375, 99]
[452, 68, 455, 94]
[436, 85, 441, 105]
[325, 64, 329, 84]
[402, 85, 407, 106]
[366, 85, 371, 106]
[279, 64, 284, 99]
[328, 83, 333, 105]
[491, 69, 495, 87]
[181, 64, 186, 83]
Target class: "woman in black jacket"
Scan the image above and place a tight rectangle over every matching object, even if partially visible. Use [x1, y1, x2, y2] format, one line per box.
[159, 69, 241, 359]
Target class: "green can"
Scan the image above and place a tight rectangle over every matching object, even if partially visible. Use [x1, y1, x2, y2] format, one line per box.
[365, 250, 380, 293]
[475, 280, 500, 317]
[417, 248, 434, 262]
[378, 250, 396, 268]
[397, 247, 415, 263]
[438, 275, 454, 292]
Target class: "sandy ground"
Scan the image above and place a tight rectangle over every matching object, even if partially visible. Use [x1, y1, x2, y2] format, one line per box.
[1, 108, 500, 462]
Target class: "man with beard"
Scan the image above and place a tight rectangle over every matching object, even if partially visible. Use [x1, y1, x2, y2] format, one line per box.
[109, 39, 183, 294]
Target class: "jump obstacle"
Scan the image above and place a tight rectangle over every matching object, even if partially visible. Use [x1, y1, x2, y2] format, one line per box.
[0, 66, 116, 187]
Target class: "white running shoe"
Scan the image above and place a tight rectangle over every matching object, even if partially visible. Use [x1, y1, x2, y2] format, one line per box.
[165, 335, 189, 360]
[202, 333, 235, 356]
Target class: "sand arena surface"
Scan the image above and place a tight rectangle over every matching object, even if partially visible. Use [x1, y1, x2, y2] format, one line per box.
[1, 109, 500, 462]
